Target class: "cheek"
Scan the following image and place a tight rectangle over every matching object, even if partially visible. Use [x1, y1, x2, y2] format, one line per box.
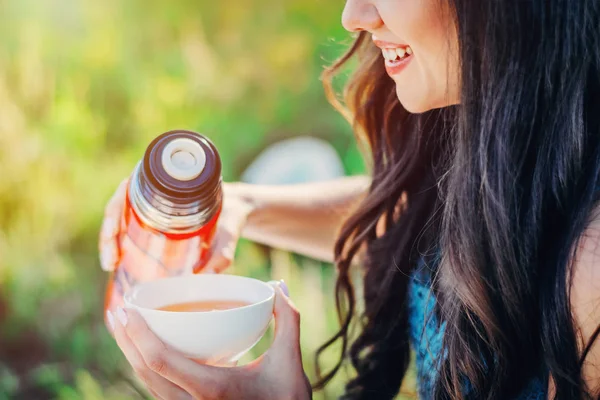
[425, 37, 460, 108]
[402, 50, 460, 112]
[412, 15, 457, 92]
[383, 1, 460, 109]
[381, 0, 446, 55]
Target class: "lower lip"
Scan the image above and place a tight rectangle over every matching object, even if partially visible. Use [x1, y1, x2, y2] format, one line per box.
[385, 55, 413, 76]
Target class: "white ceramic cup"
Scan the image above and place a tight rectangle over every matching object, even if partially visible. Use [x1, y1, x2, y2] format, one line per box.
[124, 274, 275, 365]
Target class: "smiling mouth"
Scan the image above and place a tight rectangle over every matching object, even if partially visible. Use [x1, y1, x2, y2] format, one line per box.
[381, 46, 413, 64]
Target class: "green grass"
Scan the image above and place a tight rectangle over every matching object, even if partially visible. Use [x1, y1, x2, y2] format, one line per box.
[0, 1, 416, 398]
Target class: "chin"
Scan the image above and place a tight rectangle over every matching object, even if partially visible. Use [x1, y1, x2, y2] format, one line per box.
[397, 98, 432, 114]
[396, 89, 457, 114]
[395, 87, 433, 114]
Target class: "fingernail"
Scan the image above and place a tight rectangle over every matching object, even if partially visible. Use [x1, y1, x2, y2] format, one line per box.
[100, 245, 117, 271]
[106, 310, 115, 331]
[221, 246, 234, 260]
[279, 279, 289, 297]
[267, 279, 289, 296]
[116, 306, 128, 327]
[101, 217, 118, 237]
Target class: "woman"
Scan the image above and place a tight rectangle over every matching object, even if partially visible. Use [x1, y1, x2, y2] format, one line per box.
[101, 0, 600, 398]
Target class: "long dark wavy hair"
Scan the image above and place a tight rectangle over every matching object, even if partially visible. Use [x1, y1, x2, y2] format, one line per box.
[315, 2, 600, 399]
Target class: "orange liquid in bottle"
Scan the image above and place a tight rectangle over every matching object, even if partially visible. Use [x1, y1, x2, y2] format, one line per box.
[103, 190, 220, 314]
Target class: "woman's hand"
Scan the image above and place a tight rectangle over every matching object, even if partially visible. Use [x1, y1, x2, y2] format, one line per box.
[106, 283, 312, 400]
[99, 180, 255, 274]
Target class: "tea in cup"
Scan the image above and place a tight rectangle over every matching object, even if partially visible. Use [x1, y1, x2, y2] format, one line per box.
[124, 274, 275, 364]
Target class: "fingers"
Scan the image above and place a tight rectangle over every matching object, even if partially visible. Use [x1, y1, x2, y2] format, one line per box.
[108, 310, 192, 400]
[203, 255, 231, 274]
[199, 185, 256, 274]
[258, 283, 310, 398]
[99, 179, 128, 271]
[115, 307, 241, 399]
[99, 240, 119, 273]
[267, 282, 302, 358]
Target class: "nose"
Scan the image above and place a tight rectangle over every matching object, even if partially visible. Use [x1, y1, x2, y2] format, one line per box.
[342, 0, 383, 33]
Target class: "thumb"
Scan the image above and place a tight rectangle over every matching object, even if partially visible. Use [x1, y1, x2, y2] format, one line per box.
[267, 281, 301, 357]
[99, 179, 129, 272]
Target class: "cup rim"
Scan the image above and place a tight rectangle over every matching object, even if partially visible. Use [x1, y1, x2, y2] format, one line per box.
[123, 274, 275, 315]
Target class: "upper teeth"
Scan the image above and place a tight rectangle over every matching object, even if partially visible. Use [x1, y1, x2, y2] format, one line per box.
[382, 47, 412, 62]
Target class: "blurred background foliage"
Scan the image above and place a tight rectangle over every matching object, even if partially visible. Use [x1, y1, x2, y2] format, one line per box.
[0, 0, 416, 398]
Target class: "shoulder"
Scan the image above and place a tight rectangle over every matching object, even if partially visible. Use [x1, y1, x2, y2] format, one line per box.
[570, 203, 600, 390]
[573, 204, 600, 290]
[571, 204, 600, 317]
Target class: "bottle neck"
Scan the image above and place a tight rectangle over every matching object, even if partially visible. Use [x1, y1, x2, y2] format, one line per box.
[129, 162, 223, 234]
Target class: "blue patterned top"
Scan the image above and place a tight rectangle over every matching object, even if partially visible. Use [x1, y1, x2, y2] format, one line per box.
[407, 258, 548, 399]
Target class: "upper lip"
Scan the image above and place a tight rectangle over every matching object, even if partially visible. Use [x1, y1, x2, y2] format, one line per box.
[373, 39, 409, 49]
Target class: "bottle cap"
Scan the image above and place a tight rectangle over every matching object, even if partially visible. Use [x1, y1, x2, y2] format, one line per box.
[161, 138, 207, 181]
[132, 130, 222, 231]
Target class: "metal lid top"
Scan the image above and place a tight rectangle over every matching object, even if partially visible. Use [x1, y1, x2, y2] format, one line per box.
[141, 130, 221, 207]
[131, 130, 222, 232]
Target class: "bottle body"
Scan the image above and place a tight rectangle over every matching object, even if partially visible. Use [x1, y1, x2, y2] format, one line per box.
[104, 130, 223, 314]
